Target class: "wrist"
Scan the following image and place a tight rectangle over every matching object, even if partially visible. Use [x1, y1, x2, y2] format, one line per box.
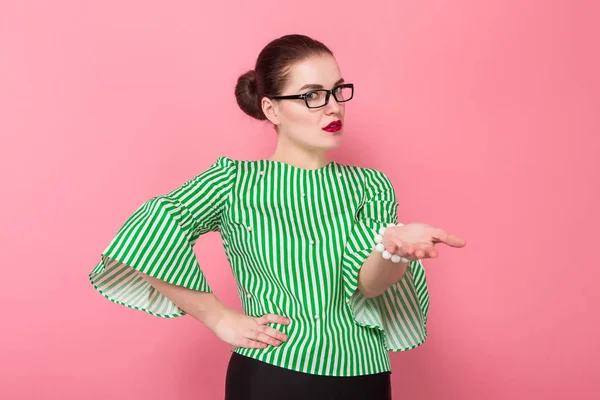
[374, 223, 410, 264]
[194, 293, 231, 331]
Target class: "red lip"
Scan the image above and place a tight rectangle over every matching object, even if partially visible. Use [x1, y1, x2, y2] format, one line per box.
[323, 120, 342, 132]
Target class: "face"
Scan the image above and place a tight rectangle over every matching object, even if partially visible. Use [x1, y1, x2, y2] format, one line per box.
[262, 54, 348, 152]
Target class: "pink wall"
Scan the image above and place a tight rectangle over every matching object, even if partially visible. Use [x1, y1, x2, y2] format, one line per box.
[1, 1, 598, 399]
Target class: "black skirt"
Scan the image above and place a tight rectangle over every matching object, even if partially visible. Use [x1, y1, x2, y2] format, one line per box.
[225, 352, 392, 400]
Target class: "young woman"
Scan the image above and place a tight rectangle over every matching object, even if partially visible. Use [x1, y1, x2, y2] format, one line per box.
[89, 34, 466, 399]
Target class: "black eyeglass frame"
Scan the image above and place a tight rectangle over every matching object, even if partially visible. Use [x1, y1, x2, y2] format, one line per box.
[268, 83, 354, 109]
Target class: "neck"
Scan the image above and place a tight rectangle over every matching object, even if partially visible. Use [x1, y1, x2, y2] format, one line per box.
[268, 134, 329, 170]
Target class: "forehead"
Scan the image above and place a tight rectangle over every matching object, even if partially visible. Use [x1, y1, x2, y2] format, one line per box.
[285, 54, 343, 91]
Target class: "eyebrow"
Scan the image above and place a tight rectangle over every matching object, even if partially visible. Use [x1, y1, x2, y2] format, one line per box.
[298, 78, 345, 92]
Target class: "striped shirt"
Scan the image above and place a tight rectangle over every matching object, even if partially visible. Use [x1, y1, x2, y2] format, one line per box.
[89, 156, 429, 377]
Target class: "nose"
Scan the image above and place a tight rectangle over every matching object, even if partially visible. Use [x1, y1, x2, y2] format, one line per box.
[324, 93, 342, 115]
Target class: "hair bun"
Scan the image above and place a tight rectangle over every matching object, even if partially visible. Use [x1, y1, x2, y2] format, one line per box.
[234, 35, 333, 122]
[235, 69, 266, 121]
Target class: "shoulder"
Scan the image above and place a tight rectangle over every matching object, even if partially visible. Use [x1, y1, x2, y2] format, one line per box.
[179, 156, 238, 189]
[210, 156, 263, 173]
[337, 162, 394, 189]
[193, 156, 239, 181]
[212, 155, 237, 171]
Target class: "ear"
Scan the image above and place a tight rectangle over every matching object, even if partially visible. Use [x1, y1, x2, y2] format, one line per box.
[261, 97, 281, 126]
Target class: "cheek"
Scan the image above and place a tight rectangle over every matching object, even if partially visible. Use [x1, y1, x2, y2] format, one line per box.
[282, 105, 320, 127]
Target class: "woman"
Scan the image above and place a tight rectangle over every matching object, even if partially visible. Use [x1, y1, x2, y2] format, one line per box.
[89, 34, 466, 399]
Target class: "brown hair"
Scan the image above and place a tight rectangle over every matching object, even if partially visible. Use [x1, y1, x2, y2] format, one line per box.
[235, 34, 333, 121]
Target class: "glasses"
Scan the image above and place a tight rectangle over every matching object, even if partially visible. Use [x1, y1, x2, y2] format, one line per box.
[269, 83, 354, 109]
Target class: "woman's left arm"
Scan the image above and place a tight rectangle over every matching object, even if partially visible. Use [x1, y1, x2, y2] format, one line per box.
[357, 223, 467, 298]
[357, 250, 411, 298]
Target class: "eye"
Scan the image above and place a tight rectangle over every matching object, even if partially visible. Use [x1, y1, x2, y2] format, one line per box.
[334, 86, 343, 94]
[305, 91, 319, 100]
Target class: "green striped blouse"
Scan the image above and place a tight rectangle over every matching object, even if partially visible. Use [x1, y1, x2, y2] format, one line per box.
[89, 156, 429, 377]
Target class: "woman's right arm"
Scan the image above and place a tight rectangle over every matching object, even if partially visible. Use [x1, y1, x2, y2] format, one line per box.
[90, 157, 290, 348]
[139, 273, 290, 349]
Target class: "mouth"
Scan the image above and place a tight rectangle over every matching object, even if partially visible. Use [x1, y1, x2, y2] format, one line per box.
[323, 120, 343, 133]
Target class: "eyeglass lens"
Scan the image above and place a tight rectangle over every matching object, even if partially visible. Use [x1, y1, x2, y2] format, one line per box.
[306, 86, 353, 108]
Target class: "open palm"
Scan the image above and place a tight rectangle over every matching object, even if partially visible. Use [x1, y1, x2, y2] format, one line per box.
[383, 223, 467, 261]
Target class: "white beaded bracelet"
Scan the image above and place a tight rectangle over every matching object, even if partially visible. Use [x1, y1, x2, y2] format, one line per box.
[374, 223, 410, 264]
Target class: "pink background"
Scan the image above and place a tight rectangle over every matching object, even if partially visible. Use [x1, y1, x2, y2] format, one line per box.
[1, 1, 598, 399]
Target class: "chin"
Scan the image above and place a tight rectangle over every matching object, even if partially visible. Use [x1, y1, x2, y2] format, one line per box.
[327, 132, 343, 146]
[299, 132, 343, 151]
[321, 139, 342, 150]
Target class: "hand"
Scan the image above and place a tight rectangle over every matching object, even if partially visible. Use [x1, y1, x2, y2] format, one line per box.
[209, 309, 291, 349]
[383, 222, 467, 262]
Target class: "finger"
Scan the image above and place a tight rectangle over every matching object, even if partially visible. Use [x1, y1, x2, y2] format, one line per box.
[398, 244, 418, 260]
[418, 247, 431, 259]
[426, 245, 438, 258]
[256, 314, 291, 326]
[415, 247, 425, 259]
[431, 229, 467, 248]
[392, 243, 406, 256]
[410, 243, 423, 259]
[255, 325, 289, 342]
[246, 330, 282, 346]
[240, 338, 268, 349]
[385, 241, 398, 254]
[417, 243, 436, 259]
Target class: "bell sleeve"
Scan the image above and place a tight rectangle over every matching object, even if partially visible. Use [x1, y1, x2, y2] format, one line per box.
[341, 169, 430, 351]
[89, 156, 236, 318]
